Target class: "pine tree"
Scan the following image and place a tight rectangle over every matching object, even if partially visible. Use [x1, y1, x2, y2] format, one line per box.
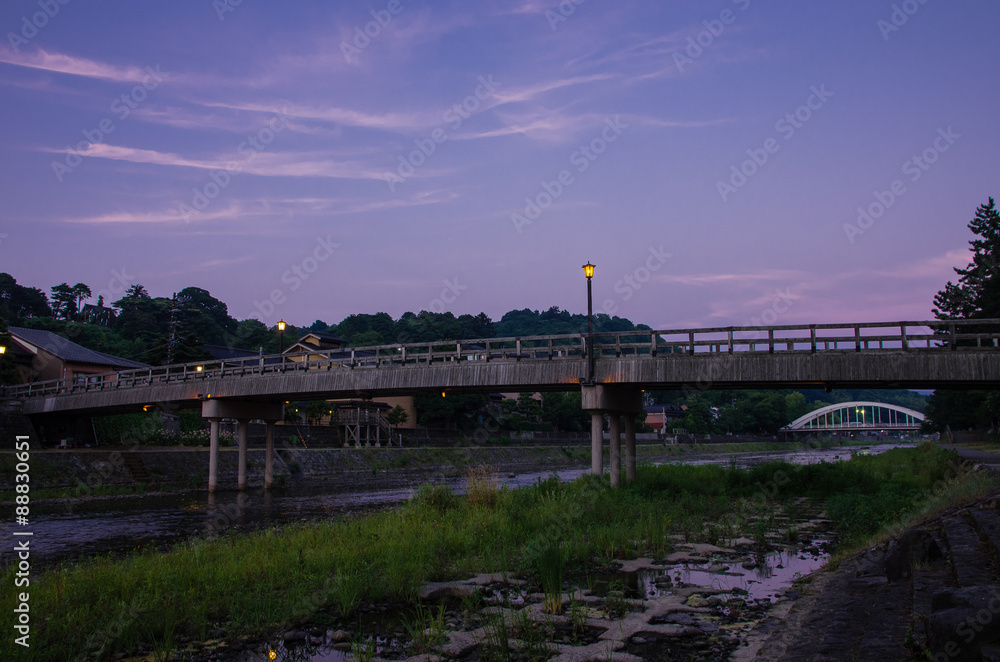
[933, 197, 1000, 320]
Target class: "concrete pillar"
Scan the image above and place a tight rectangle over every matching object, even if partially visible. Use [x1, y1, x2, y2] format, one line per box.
[609, 413, 621, 488]
[208, 418, 221, 493]
[590, 412, 604, 475]
[264, 420, 275, 489]
[625, 416, 636, 483]
[237, 419, 249, 491]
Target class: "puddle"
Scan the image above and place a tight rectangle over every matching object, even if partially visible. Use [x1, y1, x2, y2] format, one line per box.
[588, 540, 829, 604]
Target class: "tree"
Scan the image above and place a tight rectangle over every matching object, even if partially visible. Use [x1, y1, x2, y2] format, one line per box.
[385, 404, 409, 429]
[50, 283, 78, 320]
[934, 197, 1000, 321]
[0, 273, 51, 322]
[70, 283, 92, 312]
[928, 197, 1000, 432]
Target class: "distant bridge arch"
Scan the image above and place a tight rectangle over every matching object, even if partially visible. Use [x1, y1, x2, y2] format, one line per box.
[783, 401, 925, 432]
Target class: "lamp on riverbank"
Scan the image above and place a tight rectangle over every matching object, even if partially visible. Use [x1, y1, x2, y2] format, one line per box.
[0, 345, 5, 381]
[277, 320, 286, 354]
[583, 262, 595, 384]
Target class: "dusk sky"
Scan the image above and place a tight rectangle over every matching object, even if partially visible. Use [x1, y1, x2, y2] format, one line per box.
[0, 0, 997, 332]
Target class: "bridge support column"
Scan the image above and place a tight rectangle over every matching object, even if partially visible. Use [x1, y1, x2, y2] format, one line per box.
[609, 414, 621, 488]
[208, 417, 222, 493]
[202, 399, 284, 493]
[625, 416, 636, 483]
[264, 421, 276, 490]
[237, 419, 249, 491]
[590, 412, 603, 475]
[582, 385, 644, 485]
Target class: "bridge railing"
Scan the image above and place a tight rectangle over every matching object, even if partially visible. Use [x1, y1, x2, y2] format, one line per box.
[3, 319, 998, 399]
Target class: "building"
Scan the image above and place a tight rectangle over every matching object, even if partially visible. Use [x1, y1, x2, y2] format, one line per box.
[7, 326, 148, 384]
[644, 403, 687, 432]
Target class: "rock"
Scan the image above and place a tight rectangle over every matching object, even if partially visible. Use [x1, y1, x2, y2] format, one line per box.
[333, 642, 353, 651]
[633, 636, 646, 644]
[884, 529, 942, 582]
[687, 596, 710, 608]
[282, 630, 306, 643]
[741, 560, 757, 570]
[854, 548, 885, 578]
[927, 586, 1000, 662]
[420, 581, 477, 602]
[330, 629, 351, 643]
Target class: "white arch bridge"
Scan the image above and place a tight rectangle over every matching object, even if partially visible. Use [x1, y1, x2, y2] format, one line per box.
[783, 401, 925, 432]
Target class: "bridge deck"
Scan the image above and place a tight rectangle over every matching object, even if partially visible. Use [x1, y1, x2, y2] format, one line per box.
[5, 320, 1000, 416]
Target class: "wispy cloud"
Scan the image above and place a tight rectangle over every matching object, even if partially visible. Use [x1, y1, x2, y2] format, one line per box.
[655, 268, 802, 286]
[0, 48, 163, 83]
[48, 143, 387, 180]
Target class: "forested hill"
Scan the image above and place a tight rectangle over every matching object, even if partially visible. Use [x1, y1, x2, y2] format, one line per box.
[0, 273, 650, 367]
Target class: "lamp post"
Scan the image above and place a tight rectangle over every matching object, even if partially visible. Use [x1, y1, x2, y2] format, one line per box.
[277, 320, 286, 354]
[583, 262, 595, 384]
[0, 345, 6, 383]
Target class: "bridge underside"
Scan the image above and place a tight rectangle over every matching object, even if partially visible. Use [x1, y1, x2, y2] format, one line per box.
[19, 350, 1000, 416]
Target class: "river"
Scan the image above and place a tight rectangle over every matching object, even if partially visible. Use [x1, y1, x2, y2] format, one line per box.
[0, 444, 896, 569]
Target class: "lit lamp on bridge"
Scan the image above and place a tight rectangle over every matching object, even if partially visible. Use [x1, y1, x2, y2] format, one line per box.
[277, 320, 286, 354]
[583, 262, 595, 384]
[0, 345, 6, 379]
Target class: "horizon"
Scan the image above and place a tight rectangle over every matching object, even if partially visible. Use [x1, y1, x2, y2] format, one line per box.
[1, 1, 997, 330]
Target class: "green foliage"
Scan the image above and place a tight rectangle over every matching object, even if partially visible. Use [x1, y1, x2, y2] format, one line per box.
[415, 393, 490, 429]
[385, 404, 409, 428]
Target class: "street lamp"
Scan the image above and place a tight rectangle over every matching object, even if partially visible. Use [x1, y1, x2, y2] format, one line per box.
[0, 345, 6, 382]
[277, 320, 286, 353]
[583, 262, 595, 383]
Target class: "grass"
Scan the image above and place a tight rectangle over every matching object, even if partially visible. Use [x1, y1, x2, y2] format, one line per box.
[0, 443, 986, 661]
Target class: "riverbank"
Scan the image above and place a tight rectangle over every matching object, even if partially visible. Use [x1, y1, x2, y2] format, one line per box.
[0, 438, 890, 504]
[0, 443, 978, 661]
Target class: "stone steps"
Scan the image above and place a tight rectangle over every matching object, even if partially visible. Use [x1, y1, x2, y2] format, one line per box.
[943, 515, 996, 587]
[971, 508, 1000, 561]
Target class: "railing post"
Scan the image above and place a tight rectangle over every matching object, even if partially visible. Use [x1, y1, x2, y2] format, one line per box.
[650, 334, 657, 357]
[768, 329, 774, 354]
[456, 342, 462, 362]
[855, 326, 862, 352]
[810, 325, 816, 353]
[516, 339, 521, 360]
[688, 332, 695, 355]
[901, 324, 908, 351]
[728, 328, 734, 354]
[401, 346, 406, 364]
[486, 340, 491, 362]
[949, 322, 957, 350]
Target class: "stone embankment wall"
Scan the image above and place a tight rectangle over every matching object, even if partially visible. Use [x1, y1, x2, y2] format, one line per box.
[0, 444, 605, 492]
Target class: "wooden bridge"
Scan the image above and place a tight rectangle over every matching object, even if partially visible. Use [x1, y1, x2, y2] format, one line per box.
[5, 319, 1000, 491]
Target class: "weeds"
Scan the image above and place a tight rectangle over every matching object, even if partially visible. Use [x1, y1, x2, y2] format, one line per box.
[404, 603, 447, 654]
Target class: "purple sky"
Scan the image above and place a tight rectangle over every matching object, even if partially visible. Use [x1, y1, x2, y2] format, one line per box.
[1, 1, 997, 331]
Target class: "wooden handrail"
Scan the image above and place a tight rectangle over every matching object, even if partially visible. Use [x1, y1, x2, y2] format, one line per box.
[3, 319, 999, 399]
